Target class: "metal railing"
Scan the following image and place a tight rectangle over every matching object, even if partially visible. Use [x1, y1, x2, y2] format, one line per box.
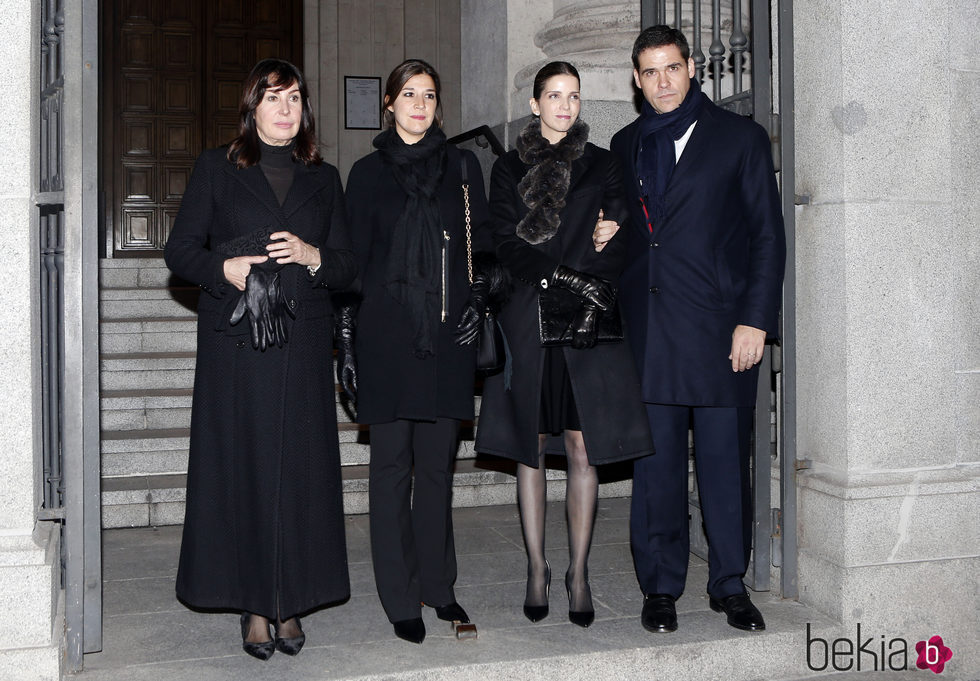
[39, 0, 66, 517]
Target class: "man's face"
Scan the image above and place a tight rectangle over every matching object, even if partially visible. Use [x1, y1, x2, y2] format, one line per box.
[633, 45, 695, 114]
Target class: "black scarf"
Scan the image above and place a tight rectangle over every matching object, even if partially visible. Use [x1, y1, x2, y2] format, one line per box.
[515, 117, 589, 244]
[373, 125, 448, 358]
[636, 77, 704, 225]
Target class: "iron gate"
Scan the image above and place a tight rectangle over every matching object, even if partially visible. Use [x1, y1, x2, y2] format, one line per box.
[38, 0, 103, 670]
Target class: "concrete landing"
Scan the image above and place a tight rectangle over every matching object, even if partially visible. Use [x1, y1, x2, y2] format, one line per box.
[82, 499, 849, 681]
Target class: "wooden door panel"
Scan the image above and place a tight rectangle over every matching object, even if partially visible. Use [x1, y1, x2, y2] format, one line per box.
[108, 0, 300, 253]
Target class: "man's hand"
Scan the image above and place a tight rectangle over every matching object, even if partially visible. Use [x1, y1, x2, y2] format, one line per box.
[592, 209, 621, 253]
[729, 324, 766, 372]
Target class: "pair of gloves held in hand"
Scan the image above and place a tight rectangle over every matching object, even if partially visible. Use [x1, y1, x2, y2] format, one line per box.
[220, 229, 296, 352]
[335, 264, 615, 404]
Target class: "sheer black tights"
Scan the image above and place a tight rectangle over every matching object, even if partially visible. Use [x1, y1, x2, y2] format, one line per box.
[516, 431, 597, 612]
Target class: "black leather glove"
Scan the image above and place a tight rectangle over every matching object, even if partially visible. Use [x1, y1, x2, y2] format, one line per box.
[264, 269, 295, 349]
[334, 303, 358, 404]
[229, 268, 294, 351]
[454, 276, 490, 346]
[230, 269, 273, 350]
[550, 265, 615, 311]
[570, 302, 600, 350]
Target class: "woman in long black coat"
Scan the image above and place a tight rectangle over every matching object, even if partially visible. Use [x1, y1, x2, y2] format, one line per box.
[338, 59, 492, 645]
[164, 59, 354, 660]
[476, 62, 653, 627]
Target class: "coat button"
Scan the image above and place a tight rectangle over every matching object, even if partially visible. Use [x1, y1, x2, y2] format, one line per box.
[236, 340, 245, 348]
[649, 287, 660, 294]
[288, 299, 297, 309]
[651, 242, 659, 248]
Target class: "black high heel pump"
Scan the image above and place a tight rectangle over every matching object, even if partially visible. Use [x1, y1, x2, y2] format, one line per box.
[565, 572, 595, 628]
[273, 616, 306, 655]
[523, 561, 551, 622]
[240, 612, 276, 660]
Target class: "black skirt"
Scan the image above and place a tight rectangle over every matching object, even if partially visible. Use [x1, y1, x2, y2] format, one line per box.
[539, 347, 581, 434]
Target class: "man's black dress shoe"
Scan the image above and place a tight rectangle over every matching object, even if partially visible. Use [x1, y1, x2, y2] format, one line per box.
[709, 593, 766, 631]
[434, 602, 470, 624]
[641, 594, 677, 633]
[273, 616, 306, 655]
[240, 612, 275, 660]
[393, 617, 426, 644]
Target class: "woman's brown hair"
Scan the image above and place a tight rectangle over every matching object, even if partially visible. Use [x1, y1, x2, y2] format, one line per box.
[382, 59, 443, 130]
[227, 58, 322, 168]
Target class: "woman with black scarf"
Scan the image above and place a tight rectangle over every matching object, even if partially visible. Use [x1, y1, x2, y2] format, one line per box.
[476, 62, 653, 628]
[340, 59, 494, 644]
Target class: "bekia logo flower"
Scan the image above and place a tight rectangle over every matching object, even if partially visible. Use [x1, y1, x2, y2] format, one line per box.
[915, 635, 953, 674]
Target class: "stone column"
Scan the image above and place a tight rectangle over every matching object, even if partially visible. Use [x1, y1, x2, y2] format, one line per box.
[793, 0, 979, 661]
[516, 0, 640, 146]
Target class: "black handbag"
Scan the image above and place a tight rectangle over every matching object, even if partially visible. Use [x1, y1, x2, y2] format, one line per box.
[461, 159, 507, 375]
[538, 286, 624, 347]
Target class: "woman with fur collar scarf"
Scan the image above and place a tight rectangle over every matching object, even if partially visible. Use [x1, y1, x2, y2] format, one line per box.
[476, 62, 653, 628]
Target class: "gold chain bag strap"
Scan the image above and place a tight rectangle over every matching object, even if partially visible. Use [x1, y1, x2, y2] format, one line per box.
[461, 155, 506, 375]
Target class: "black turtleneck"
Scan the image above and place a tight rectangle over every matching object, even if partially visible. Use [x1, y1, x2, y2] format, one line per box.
[259, 140, 296, 206]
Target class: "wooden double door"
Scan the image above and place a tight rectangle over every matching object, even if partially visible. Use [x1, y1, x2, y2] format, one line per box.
[103, 0, 302, 255]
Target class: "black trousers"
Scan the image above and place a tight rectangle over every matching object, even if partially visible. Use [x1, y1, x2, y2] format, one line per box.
[630, 404, 754, 600]
[368, 418, 459, 622]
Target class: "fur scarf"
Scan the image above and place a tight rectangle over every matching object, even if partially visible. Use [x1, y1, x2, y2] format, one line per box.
[515, 118, 589, 245]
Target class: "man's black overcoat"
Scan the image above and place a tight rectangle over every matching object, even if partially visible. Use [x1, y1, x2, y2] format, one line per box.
[164, 147, 355, 619]
[610, 99, 786, 407]
[475, 142, 654, 467]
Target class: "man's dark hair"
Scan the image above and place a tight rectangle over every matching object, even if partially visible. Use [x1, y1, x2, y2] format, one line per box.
[631, 25, 690, 68]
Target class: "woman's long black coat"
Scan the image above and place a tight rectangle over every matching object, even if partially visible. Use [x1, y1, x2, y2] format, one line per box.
[345, 145, 491, 424]
[164, 147, 355, 619]
[475, 142, 654, 467]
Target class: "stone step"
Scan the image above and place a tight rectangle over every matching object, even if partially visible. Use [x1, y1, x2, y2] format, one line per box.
[100, 459, 631, 528]
[100, 287, 200, 320]
[100, 388, 194, 431]
[100, 422, 480, 476]
[99, 257, 175, 289]
[100, 318, 198, 354]
[99, 352, 196, 391]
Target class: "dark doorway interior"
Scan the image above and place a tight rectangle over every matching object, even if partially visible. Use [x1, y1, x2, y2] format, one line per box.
[101, 0, 302, 256]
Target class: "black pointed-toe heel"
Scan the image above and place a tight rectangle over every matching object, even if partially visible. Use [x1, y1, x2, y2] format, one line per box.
[273, 616, 306, 655]
[240, 612, 276, 660]
[434, 602, 470, 624]
[393, 617, 426, 644]
[565, 573, 595, 628]
[523, 561, 551, 623]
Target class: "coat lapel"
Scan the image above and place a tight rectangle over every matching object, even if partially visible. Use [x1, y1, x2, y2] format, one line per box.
[225, 164, 283, 222]
[280, 164, 330, 219]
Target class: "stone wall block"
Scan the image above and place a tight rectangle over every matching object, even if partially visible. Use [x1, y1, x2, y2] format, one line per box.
[793, 0, 845, 203]
[842, 203, 962, 469]
[795, 202, 848, 469]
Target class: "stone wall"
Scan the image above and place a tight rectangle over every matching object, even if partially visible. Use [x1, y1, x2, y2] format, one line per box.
[0, 1, 63, 678]
[793, 0, 980, 662]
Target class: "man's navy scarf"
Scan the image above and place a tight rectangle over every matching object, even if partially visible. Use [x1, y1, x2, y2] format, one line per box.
[636, 77, 704, 226]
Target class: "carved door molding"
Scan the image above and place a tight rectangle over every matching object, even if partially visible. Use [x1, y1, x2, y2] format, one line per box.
[103, 0, 302, 255]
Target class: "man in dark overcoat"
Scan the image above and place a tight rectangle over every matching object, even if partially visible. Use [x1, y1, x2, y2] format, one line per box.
[601, 25, 786, 634]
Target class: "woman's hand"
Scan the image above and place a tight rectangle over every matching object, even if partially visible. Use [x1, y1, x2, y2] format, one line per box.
[592, 209, 621, 253]
[267, 231, 321, 268]
[223, 255, 269, 291]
